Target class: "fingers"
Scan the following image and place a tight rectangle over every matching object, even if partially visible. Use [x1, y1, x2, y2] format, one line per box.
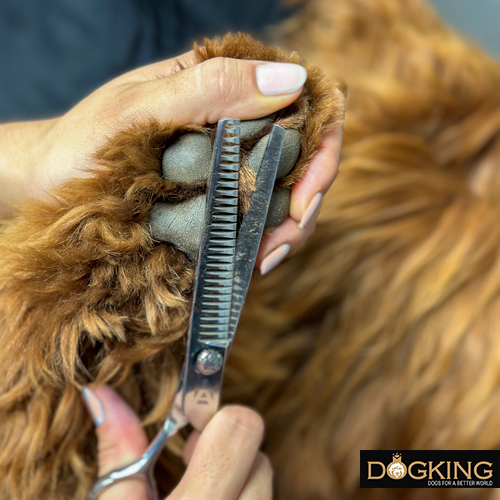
[289, 125, 344, 221]
[122, 58, 307, 126]
[81, 385, 149, 500]
[151, 125, 343, 269]
[116, 54, 341, 277]
[151, 121, 299, 260]
[181, 428, 272, 500]
[237, 453, 273, 500]
[82, 392, 271, 500]
[255, 124, 344, 272]
[171, 406, 265, 500]
[182, 430, 201, 465]
[256, 214, 317, 273]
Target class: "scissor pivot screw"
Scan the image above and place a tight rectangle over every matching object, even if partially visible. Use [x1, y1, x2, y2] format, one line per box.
[195, 349, 223, 375]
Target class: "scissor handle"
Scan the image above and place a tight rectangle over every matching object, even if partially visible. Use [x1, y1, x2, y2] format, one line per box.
[88, 456, 156, 500]
[87, 372, 188, 500]
[87, 414, 182, 500]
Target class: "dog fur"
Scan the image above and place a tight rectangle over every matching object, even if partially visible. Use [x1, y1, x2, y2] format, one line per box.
[0, 34, 344, 499]
[2, 0, 500, 498]
[235, 0, 500, 499]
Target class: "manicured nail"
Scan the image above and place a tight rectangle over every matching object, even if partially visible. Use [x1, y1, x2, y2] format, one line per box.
[260, 244, 290, 275]
[256, 63, 307, 96]
[81, 387, 105, 426]
[299, 192, 323, 229]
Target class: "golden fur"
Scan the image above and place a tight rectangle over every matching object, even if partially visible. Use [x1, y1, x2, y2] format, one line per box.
[0, 34, 343, 499]
[235, 0, 500, 498]
[2, 0, 500, 499]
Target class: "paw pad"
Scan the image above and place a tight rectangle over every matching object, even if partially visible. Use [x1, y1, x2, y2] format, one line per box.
[150, 115, 300, 259]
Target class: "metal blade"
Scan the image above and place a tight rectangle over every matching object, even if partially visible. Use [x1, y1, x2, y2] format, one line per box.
[191, 118, 240, 348]
[228, 124, 285, 339]
[182, 118, 240, 430]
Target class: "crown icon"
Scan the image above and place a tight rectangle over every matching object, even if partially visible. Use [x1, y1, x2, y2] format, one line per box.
[387, 452, 407, 479]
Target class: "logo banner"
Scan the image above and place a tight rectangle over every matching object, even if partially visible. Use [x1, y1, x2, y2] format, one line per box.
[360, 451, 500, 488]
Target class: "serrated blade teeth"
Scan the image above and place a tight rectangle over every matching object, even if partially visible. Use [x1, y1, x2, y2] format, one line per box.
[224, 135, 239, 144]
[196, 118, 241, 347]
[221, 153, 239, 163]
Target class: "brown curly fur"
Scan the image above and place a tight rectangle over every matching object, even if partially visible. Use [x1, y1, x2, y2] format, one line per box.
[230, 0, 500, 499]
[0, 34, 343, 499]
[3, 0, 500, 499]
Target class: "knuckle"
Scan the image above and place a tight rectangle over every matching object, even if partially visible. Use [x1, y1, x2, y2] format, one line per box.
[97, 440, 124, 471]
[201, 57, 245, 105]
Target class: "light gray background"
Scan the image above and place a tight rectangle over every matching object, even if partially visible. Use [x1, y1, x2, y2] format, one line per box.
[429, 0, 500, 60]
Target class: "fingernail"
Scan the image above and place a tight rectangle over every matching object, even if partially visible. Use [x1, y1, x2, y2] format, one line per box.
[81, 387, 105, 426]
[299, 192, 323, 229]
[260, 243, 290, 275]
[256, 63, 307, 96]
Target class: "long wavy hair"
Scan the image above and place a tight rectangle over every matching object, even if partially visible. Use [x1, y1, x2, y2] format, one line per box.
[236, 0, 500, 498]
[1, 0, 500, 498]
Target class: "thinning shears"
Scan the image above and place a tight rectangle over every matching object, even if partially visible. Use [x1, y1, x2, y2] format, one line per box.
[88, 118, 285, 500]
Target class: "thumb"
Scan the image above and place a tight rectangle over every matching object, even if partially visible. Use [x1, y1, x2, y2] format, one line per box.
[125, 57, 307, 126]
[82, 385, 149, 500]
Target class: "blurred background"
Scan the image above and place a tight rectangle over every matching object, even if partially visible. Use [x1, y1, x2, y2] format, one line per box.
[0, 0, 498, 122]
[429, 0, 500, 60]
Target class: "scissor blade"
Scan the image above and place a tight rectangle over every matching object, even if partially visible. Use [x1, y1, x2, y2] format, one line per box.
[228, 124, 285, 339]
[182, 118, 240, 430]
[191, 118, 240, 348]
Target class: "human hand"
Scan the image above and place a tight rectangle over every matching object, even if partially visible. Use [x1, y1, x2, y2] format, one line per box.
[82, 385, 271, 500]
[0, 50, 344, 272]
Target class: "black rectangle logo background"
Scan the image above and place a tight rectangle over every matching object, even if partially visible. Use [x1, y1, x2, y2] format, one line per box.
[360, 450, 499, 488]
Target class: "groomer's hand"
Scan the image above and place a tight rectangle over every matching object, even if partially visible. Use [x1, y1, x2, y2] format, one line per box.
[82, 385, 271, 500]
[0, 52, 344, 272]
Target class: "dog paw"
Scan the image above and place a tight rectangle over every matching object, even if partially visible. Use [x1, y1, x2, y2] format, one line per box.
[149, 115, 300, 260]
